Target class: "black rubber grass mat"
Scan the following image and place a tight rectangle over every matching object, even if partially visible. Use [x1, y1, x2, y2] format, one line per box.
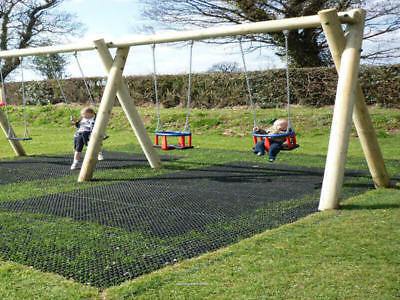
[0, 151, 176, 185]
[0, 162, 373, 288]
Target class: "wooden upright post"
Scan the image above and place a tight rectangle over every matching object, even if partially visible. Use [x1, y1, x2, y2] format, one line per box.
[78, 46, 129, 182]
[94, 40, 161, 169]
[319, 8, 390, 190]
[0, 87, 26, 156]
[318, 9, 366, 210]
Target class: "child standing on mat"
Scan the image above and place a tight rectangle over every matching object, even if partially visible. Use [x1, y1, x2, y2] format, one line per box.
[71, 107, 104, 170]
[253, 118, 289, 162]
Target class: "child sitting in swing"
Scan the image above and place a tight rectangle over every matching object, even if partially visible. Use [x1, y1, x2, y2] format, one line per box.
[70, 107, 104, 170]
[253, 118, 289, 162]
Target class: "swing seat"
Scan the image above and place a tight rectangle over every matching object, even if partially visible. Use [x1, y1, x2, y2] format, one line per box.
[252, 131, 299, 152]
[154, 131, 193, 151]
[8, 137, 32, 142]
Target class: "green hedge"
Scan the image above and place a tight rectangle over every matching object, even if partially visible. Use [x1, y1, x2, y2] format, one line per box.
[4, 64, 399, 108]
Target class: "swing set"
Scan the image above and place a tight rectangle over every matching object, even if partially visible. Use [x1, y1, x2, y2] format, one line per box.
[0, 52, 98, 142]
[0, 8, 391, 211]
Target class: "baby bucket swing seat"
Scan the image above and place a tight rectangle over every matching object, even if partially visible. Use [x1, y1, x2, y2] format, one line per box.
[152, 41, 194, 150]
[239, 31, 299, 152]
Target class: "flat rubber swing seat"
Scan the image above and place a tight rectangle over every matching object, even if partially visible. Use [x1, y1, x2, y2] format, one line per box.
[8, 137, 32, 142]
[154, 131, 193, 150]
[252, 131, 299, 151]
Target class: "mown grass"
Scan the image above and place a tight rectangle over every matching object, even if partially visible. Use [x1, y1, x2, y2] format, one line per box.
[0, 106, 399, 299]
[105, 188, 400, 300]
[0, 261, 98, 300]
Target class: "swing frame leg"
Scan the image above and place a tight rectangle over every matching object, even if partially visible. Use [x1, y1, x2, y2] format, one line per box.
[79, 40, 162, 182]
[94, 40, 161, 170]
[318, 9, 367, 210]
[319, 9, 390, 190]
[78, 46, 129, 182]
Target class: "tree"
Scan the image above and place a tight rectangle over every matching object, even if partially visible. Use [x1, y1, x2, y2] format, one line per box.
[142, 0, 400, 67]
[0, 0, 82, 80]
[32, 53, 69, 79]
[207, 61, 242, 73]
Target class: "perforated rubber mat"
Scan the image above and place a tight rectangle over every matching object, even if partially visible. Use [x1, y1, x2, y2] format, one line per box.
[0, 151, 176, 185]
[0, 162, 372, 287]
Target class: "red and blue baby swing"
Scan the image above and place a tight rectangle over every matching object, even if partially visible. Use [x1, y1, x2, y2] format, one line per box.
[240, 31, 299, 152]
[151, 31, 299, 152]
[151, 41, 194, 151]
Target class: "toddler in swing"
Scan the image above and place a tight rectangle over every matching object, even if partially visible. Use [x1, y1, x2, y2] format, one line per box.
[70, 107, 104, 170]
[253, 118, 289, 162]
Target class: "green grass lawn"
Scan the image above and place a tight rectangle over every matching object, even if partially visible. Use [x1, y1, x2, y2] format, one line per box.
[0, 106, 399, 299]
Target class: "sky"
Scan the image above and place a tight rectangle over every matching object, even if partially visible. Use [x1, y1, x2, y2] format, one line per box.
[8, 0, 400, 81]
[21, 0, 283, 80]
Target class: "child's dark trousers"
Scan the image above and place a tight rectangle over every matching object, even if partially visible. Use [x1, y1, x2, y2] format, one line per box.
[74, 132, 91, 152]
[254, 140, 283, 159]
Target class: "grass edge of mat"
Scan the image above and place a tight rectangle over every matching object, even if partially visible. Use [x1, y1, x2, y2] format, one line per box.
[0, 260, 98, 300]
[103, 187, 400, 299]
[0, 187, 398, 299]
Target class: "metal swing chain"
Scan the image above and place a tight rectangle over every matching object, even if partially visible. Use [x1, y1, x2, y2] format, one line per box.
[183, 40, 194, 132]
[74, 52, 109, 140]
[0, 59, 14, 138]
[0, 60, 6, 105]
[152, 44, 162, 132]
[283, 30, 292, 131]
[73, 52, 95, 105]
[20, 57, 30, 139]
[239, 38, 257, 129]
[47, 54, 73, 120]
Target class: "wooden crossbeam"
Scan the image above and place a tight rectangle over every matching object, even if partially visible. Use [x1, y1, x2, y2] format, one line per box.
[0, 10, 360, 59]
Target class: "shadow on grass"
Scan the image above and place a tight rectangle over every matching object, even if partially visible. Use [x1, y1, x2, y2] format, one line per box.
[166, 149, 400, 171]
[342, 182, 375, 189]
[343, 203, 400, 210]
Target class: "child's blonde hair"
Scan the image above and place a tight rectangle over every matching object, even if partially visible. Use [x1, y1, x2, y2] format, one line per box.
[80, 106, 95, 115]
[274, 118, 288, 128]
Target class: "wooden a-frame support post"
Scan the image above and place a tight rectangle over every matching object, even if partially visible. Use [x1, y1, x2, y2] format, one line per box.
[319, 9, 365, 210]
[78, 40, 161, 182]
[0, 86, 26, 156]
[94, 40, 161, 170]
[318, 8, 390, 210]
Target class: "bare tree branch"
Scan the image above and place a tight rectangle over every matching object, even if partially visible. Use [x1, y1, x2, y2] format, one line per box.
[0, 0, 83, 79]
[141, 0, 400, 67]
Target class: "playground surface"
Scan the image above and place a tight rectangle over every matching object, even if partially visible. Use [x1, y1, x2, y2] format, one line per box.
[0, 107, 398, 299]
[0, 152, 177, 185]
[0, 152, 374, 287]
